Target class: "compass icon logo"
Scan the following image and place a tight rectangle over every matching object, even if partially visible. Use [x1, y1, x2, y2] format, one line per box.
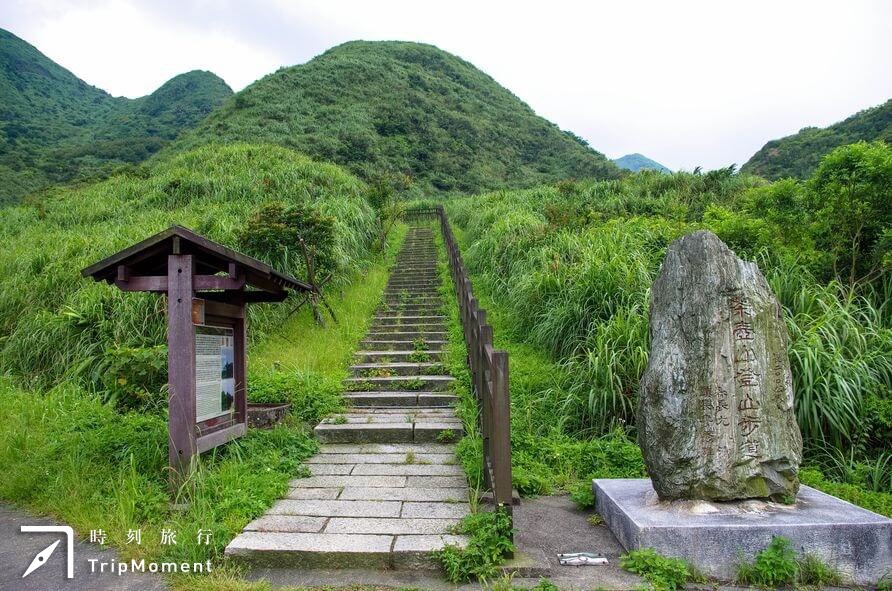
[20, 525, 74, 579]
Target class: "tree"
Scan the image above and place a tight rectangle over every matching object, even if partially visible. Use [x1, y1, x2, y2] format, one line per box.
[809, 141, 892, 286]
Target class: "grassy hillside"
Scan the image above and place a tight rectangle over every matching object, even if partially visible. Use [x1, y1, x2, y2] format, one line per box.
[0, 28, 233, 204]
[171, 40, 621, 196]
[614, 153, 670, 173]
[742, 99, 892, 179]
[0, 143, 377, 395]
[446, 145, 892, 512]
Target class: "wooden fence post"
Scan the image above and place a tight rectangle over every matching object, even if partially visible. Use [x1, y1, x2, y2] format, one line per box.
[491, 350, 513, 510]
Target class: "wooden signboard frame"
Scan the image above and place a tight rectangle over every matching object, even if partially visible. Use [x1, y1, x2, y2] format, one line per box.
[83, 226, 311, 486]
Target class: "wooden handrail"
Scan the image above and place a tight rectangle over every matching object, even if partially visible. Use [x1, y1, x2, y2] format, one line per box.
[403, 205, 514, 533]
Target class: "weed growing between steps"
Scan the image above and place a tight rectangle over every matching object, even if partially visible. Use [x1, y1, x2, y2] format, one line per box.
[436, 509, 515, 583]
[0, 226, 408, 588]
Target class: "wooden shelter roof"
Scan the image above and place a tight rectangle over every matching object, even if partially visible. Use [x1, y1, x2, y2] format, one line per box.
[82, 225, 312, 300]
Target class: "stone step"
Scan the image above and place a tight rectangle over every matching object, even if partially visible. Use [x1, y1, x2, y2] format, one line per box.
[344, 392, 456, 407]
[383, 291, 441, 298]
[389, 270, 438, 276]
[389, 276, 437, 280]
[379, 301, 444, 309]
[385, 284, 439, 290]
[372, 313, 446, 326]
[383, 295, 442, 302]
[389, 270, 439, 276]
[387, 277, 439, 283]
[359, 339, 448, 351]
[225, 530, 467, 569]
[314, 421, 464, 443]
[344, 375, 454, 392]
[349, 362, 445, 377]
[386, 284, 440, 291]
[368, 323, 446, 333]
[377, 308, 444, 317]
[363, 331, 447, 341]
[388, 268, 440, 279]
[353, 350, 444, 363]
[380, 302, 443, 310]
[319, 413, 460, 425]
[373, 315, 445, 324]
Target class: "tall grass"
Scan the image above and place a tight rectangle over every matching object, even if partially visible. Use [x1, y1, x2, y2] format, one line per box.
[447, 173, 892, 455]
[0, 143, 377, 392]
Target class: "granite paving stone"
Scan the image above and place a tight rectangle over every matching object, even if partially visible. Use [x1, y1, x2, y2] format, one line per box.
[289, 475, 407, 488]
[339, 487, 468, 502]
[401, 502, 471, 519]
[284, 488, 342, 500]
[243, 515, 328, 533]
[325, 517, 461, 535]
[351, 463, 465, 476]
[269, 500, 402, 518]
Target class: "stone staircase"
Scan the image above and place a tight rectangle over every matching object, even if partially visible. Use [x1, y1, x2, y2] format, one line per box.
[226, 224, 470, 569]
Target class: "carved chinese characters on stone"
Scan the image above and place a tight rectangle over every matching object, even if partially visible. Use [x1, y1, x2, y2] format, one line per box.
[638, 231, 803, 501]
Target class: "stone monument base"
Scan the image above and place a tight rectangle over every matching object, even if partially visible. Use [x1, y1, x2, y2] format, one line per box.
[594, 478, 891, 586]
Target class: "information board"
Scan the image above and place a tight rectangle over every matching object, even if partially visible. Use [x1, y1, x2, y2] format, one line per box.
[195, 325, 235, 423]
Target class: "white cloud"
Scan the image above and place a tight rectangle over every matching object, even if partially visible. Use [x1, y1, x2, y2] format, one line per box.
[2, 0, 890, 170]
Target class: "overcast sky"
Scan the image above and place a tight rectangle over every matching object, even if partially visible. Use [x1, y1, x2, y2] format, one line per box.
[3, 0, 891, 171]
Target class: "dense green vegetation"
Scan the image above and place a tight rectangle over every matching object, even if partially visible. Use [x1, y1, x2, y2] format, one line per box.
[446, 142, 892, 513]
[0, 28, 232, 204]
[614, 153, 671, 173]
[171, 41, 620, 197]
[0, 220, 405, 589]
[743, 99, 891, 179]
[0, 143, 377, 399]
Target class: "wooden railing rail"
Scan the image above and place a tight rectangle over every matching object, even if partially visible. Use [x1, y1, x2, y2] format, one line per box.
[403, 205, 514, 529]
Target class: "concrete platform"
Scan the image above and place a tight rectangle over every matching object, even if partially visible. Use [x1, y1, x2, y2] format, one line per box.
[594, 478, 892, 585]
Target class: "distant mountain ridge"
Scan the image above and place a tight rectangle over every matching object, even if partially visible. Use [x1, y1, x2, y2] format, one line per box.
[0, 28, 232, 204]
[169, 40, 621, 195]
[613, 153, 670, 173]
[742, 99, 892, 180]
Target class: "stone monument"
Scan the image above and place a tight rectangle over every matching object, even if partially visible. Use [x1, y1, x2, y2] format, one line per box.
[592, 230, 892, 586]
[638, 230, 802, 501]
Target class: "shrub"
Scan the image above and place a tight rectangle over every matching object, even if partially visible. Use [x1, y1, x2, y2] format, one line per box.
[247, 367, 341, 425]
[620, 548, 694, 591]
[238, 201, 337, 279]
[735, 536, 798, 587]
[94, 344, 168, 411]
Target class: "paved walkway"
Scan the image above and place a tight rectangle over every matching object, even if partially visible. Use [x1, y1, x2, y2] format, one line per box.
[241, 495, 648, 590]
[0, 504, 166, 591]
[226, 224, 470, 569]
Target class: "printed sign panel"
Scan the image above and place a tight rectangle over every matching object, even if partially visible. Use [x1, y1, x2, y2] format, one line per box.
[195, 325, 235, 423]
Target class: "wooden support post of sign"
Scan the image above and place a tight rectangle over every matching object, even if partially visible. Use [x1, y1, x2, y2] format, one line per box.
[168, 254, 197, 484]
[81, 226, 313, 496]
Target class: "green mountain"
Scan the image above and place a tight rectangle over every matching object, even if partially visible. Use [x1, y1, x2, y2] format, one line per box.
[171, 41, 621, 195]
[0, 28, 232, 204]
[613, 153, 670, 173]
[742, 99, 892, 180]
